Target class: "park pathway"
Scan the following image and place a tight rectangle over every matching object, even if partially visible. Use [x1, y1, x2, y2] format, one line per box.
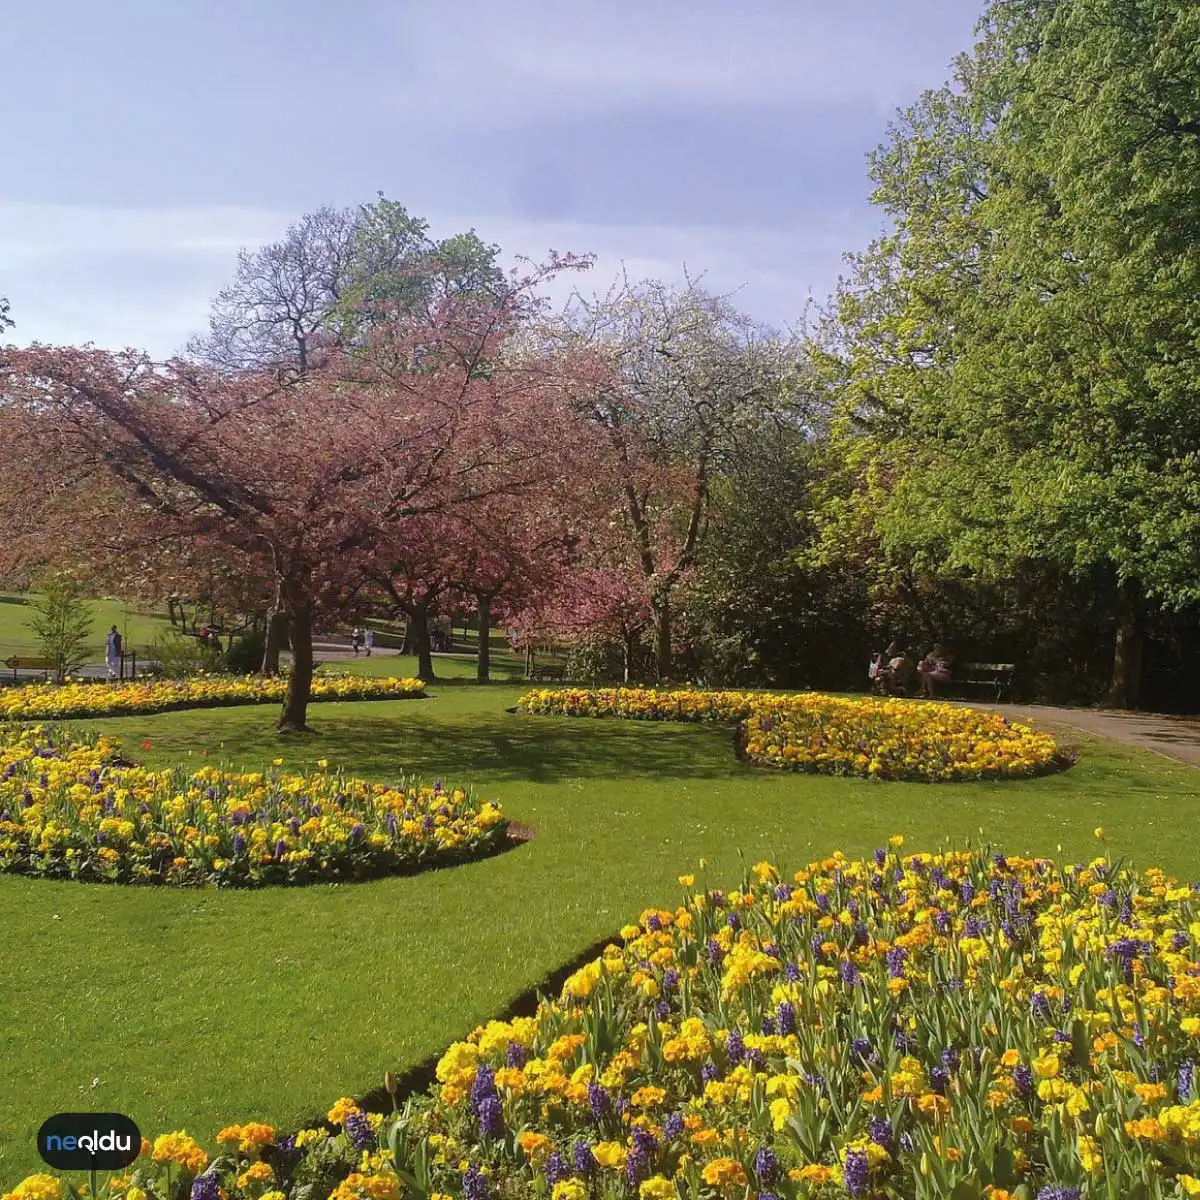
[979, 703, 1200, 770]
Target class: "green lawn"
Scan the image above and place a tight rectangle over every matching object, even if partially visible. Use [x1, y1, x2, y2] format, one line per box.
[1, 683, 1197, 1180]
[0, 593, 173, 661]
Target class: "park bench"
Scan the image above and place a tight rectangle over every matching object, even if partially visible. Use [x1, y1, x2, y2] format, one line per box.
[529, 663, 567, 682]
[4, 655, 58, 681]
[946, 662, 1015, 702]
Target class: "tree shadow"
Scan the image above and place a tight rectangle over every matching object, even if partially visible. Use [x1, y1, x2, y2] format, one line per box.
[173, 709, 741, 784]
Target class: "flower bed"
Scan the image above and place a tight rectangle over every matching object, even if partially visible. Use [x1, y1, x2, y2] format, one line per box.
[12, 844, 1200, 1199]
[0, 725, 507, 886]
[0, 674, 426, 722]
[517, 688, 1059, 782]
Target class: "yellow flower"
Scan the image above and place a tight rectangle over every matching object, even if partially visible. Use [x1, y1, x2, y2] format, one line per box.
[639, 1178, 675, 1199]
[4, 1176, 64, 1200]
[1094, 827, 1106, 841]
[151, 1132, 208, 1175]
[553, 1183, 588, 1200]
[700, 1158, 747, 1188]
[592, 1142, 627, 1169]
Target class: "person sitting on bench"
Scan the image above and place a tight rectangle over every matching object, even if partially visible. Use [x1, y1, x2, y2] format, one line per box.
[876, 642, 916, 696]
[917, 644, 954, 698]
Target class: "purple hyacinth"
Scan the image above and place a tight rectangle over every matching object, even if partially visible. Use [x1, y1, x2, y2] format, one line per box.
[462, 1164, 489, 1200]
[1173, 931, 1190, 952]
[710, 890, 726, 908]
[1035, 1189, 1080, 1200]
[960, 879, 975, 904]
[232, 832, 246, 856]
[810, 933, 825, 958]
[850, 1037, 874, 1062]
[544, 1152, 570, 1185]
[761, 1016, 777, 1036]
[476, 1096, 503, 1138]
[726, 911, 741, 931]
[624, 1145, 650, 1188]
[1180, 1059, 1195, 1101]
[868, 1117, 893, 1149]
[506, 1040, 528, 1068]
[840, 959, 860, 986]
[1013, 1064, 1034, 1096]
[774, 883, 793, 901]
[344, 1109, 374, 1150]
[190, 1176, 221, 1200]
[777, 1001, 796, 1036]
[941, 1046, 961, 1072]
[874, 848, 886, 867]
[655, 999, 670, 1020]
[662, 968, 680, 993]
[1031, 990, 1054, 1023]
[894, 1029, 915, 1052]
[933, 910, 952, 934]
[274, 838, 287, 859]
[386, 813, 398, 836]
[1098, 889, 1117, 908]
[843, 1148, 869, 1197]
[930, 1066, 949, 1094]
[587, 1081, 611, 1121]
[754, 1146, 779, 1183]
[786, 961, 803, 982]
[573, 1140, 596, 1176]
[645, 912, 662, 932]
[701, 1062, 719, 1084]
[886, 947, 908, 979]
[705, 937, 724, 964]
[471, 1064, 498, 1106]
[763, 942, 780, 958]
[726, 1029, 745, 1064]
[899, 1130, 915, 1153]
[663, 1112, 684, 1140]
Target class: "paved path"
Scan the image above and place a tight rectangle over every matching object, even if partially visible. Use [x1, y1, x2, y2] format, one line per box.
[975, 702, 1200, 769]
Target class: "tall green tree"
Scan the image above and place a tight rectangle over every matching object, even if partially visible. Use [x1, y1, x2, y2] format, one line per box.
[814, 0, 1200, 708]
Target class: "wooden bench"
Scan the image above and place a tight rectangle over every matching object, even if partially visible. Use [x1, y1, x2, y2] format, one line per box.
[946, 662, 1015, 702]
[529, 664, 567, 682]
[4, 656, 58, 680]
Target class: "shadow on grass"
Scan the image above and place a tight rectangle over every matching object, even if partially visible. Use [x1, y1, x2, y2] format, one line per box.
[158, 709, 741, 784]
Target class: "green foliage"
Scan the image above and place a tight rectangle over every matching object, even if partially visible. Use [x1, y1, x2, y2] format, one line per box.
[809, 0, 1200, 706]
[26, 577, 91, 681]
[148, 628, 221, 679]
[222, 629, 266, 675]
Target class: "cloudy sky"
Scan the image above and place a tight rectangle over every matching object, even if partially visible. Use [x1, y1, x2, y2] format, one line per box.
[2, 0, 983, 356]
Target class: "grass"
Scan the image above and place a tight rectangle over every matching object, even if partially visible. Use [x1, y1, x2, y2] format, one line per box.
[1, 683, 1198, 1180]
[0, 593, 173, 661]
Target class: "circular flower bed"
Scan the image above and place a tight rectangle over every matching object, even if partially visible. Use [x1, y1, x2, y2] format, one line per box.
[13, 844, 1200, 1199]
[0, 674, 426, 722]
[517, 688, 1060, 782]
[0, 725, 507, 886]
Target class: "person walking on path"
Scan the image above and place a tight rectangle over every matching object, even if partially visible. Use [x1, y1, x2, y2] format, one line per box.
[351, 627, 364, 656]
[365, 628, 375, 657]
[105, 625, 123, 679]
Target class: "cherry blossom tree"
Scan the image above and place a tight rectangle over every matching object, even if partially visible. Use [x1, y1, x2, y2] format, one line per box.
[0, 256, 588, 730]
[515, 272, 801, 679]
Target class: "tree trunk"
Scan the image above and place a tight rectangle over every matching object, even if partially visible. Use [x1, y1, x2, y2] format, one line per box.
[653, 600, 672, 683]
[409, 604, 436, 682]
[400, 620, 417, 655]
[476, 594, 492, 683]
[1106, 578, 1143, 710]
[278, 598, 313, 732]
[261, 609, 288, 676]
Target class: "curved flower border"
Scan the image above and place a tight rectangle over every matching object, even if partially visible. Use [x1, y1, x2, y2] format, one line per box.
[0, 674, 427, 723]
[0, 724, 508, 887]
[9, 842, 1200, 1199]
[517, 687, 1061, 782]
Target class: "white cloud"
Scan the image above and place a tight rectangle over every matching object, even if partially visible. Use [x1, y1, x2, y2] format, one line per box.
[0, 202, 879, 355]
